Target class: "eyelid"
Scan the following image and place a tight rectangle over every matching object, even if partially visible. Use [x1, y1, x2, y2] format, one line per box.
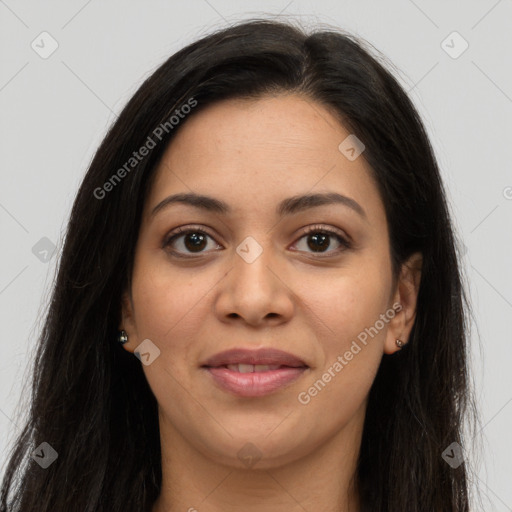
[300, 224, 350, 243]
[161, 224, 219, 252]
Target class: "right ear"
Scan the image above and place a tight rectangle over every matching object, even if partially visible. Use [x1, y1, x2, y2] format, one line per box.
[119, 290, 137, 353]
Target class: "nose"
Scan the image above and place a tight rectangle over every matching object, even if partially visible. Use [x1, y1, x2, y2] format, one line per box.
[213, 239, 295, 327]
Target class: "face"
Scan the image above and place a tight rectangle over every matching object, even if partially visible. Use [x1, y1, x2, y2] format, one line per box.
[121, 93, 420, 469]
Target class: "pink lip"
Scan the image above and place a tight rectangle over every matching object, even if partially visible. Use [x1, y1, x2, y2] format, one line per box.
[201, 348, 309, 398]
[201, 347, 308, 368]
[204, 366, 308, 397]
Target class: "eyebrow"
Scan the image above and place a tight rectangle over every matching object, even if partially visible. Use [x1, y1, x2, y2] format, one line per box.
[150, 191, 367, 220]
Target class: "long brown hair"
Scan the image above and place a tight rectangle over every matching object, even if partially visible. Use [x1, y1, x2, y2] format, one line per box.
[1, 18, 479, 511]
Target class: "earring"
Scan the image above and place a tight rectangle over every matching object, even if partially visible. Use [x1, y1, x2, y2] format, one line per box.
[118, 330, 128, 345]
[395, 338, 404, 349]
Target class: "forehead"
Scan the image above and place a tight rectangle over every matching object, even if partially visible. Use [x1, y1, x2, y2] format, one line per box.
[145, 94, 385, 224]
[161, 94, 350, 167]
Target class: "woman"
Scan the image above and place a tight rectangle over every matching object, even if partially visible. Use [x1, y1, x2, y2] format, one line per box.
[0, 18, 478, 511]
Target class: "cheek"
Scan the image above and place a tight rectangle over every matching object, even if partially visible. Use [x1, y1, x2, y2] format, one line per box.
[295, 255, 391, 406]
[295, 270, 389, 430]
[130, 254, 209, 356]
[304, 261, 392, 348]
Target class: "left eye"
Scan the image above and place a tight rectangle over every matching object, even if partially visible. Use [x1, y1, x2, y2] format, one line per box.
[163, 225, 350, 257]
[293, 226, 350, 256]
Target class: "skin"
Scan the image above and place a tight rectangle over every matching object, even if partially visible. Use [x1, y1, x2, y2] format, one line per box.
[120, 93, 422, 512]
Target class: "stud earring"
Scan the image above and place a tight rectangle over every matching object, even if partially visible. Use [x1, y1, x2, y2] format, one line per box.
[395, 338, 404, 349]
[117, 330, 128, 345]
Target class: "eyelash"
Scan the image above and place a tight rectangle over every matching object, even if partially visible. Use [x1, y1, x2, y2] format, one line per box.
[163, 224, 351, 259]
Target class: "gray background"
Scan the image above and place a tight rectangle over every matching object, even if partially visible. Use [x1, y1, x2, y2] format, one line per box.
[1, 1, 511, 510]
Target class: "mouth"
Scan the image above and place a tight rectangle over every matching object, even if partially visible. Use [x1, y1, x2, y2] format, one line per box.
[201, 347, 308, 368]
[200, 348, 309, 397]
[210, 363, 299, 372]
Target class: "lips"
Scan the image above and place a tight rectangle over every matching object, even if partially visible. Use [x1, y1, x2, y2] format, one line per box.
[201, 347, 308, 369]
[201, 348, 309, 397]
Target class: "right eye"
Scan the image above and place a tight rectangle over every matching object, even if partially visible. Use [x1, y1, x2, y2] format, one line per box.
[163, 226, 223, 257]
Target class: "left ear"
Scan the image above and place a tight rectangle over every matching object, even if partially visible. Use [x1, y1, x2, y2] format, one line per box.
[384, 252, 423, 355]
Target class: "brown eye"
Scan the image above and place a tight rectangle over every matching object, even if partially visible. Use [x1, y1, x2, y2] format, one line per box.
[293, 226, 351, 256]
[163, 224, 351, 259]
[163, 227, 221, 256]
